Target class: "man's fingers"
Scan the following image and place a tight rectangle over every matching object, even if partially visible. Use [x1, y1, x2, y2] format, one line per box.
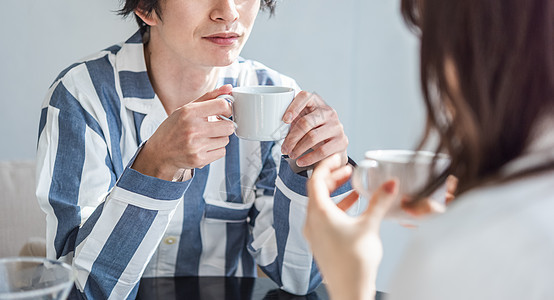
[193, 84, 233, 103]
[185, 85, 234, 117]
[287, 124, 336, 161]
[282, 110, 331, 156]
[202, 119, 236, 138]
[188, 98, 233, 118]
[296, 138, 347, 167]
[282, 91, 320, 124]
[206, 136, 231, 150]
[336, 191, 360, 212]
[203, 147, 227, 164]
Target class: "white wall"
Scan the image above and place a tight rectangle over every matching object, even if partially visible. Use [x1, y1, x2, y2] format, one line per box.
[0, 0, 137, 159]
[1, 0, 425, 292]
[243, 1, 423, 290]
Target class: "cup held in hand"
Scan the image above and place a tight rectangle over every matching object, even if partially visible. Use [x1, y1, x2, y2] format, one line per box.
[352, 150, 450, 222]
[218, 86, 294, 141]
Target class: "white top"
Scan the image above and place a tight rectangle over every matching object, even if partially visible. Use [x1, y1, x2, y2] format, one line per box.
[388, 120, 554, 300]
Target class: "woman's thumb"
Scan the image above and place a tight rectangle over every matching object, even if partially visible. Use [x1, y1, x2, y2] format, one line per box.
[363, 179, 399, 222]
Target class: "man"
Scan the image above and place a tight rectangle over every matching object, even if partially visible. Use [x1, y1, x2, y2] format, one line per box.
[36, 0, 351, 298]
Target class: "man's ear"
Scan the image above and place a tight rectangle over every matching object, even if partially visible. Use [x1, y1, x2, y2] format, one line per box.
[135, 7, 159, 26]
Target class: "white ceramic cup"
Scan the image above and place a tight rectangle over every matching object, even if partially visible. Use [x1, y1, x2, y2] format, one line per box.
[352, 150, 450, 222]
[218, 86, 295, 141]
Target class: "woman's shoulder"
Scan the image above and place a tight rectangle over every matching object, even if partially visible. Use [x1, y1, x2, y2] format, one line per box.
[418, 171, 554, 250]
[388, 172, 554, 299]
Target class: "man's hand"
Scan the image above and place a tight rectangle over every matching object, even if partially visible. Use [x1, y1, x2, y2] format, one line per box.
[132, 85, 235, 181]
[281, 91, 348, 167]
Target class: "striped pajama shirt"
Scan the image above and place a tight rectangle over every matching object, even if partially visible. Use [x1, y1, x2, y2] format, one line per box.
[36, 31, 353, 299]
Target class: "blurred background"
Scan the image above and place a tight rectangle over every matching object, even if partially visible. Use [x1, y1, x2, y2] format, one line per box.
[0, 0, 423, 292]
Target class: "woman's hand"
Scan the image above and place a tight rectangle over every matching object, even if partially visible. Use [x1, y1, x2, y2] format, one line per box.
[281, 92, 348, 167]
[305, 154, 398, 300]
[400, 175, 458, 220]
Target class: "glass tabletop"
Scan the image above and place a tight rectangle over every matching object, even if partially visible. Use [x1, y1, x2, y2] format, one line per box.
[136, 276, 386, 300]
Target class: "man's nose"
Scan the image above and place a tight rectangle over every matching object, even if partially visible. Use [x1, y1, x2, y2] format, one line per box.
[210, 0, 239, 23]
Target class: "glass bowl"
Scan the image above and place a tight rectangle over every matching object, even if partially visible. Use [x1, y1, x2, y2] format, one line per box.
[0, 257, 74, 300]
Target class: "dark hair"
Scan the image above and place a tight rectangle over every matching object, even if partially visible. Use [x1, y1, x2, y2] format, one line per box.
[118, 0, 277, 32]
[401, 0, 554, 199]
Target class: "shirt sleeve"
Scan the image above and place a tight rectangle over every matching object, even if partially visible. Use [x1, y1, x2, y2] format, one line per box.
[247, 142, 354, 295]
[36, 79, 192, 299]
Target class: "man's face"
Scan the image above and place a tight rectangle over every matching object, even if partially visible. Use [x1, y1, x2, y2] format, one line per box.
[149, 0, 261, 67]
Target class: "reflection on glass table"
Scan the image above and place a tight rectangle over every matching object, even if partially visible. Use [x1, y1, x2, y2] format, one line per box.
[137, 276, 386, 300]
[0, 257, 74, 300]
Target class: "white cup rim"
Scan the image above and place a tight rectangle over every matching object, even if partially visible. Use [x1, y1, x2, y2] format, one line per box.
[232, 85, 294, 95]
[363, 149, 450, 164]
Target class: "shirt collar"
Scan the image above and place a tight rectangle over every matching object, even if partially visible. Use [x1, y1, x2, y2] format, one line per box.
[115, 30, 158, 115]
[113, 31, 250, 116]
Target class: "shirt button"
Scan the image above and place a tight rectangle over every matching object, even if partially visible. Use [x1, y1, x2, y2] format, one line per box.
[164, 236, 177, 245]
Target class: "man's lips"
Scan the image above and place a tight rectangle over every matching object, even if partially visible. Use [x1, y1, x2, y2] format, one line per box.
[203, 33, 240, 46]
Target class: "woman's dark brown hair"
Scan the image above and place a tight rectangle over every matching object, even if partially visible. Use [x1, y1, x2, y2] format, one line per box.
[401, 0, 554, 199]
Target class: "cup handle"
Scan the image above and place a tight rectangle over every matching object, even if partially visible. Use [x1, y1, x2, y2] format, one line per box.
[352, 159, 380, 200]
[216, 95, 237, 129]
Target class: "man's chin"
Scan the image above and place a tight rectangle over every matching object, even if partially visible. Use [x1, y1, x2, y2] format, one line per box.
[213, 61, 235, 67]
[206, 48, 243, 67]
[209, 56, 239, 67]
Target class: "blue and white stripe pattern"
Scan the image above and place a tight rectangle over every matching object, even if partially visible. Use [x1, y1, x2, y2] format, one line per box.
[36, 31, 353, 299]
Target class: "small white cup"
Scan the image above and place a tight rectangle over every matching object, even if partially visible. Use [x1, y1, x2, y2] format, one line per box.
[219, 86, 295, 141]
[352, 150, 450, 222]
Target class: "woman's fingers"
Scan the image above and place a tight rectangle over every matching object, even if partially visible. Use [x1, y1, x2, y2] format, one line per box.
[445, 175, 458, 204]
[402, 196, 446, 217]
[325, 164, 353, 192]
[363, 180, 398, 226]
[308, 154, 346, 210]
[401, 175, 458, 218]
[336, 190, 360, 212]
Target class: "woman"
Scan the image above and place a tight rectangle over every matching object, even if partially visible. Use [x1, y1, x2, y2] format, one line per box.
[304, 0, 554, 299]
